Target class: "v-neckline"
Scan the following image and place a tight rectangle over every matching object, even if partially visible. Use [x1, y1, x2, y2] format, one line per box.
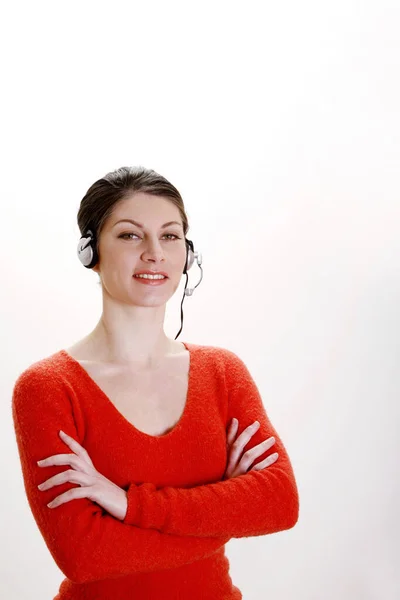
[57, 341, 195, 441]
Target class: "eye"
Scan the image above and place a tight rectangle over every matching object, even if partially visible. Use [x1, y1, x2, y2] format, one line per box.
[119, 233, 181, 241]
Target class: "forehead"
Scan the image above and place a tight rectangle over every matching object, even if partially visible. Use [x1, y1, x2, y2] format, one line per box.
[115, 192, 179, 216]
[108, 192, 183, 229]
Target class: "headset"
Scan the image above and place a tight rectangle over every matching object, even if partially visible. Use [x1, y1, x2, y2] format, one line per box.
[77, 228, 203, 339]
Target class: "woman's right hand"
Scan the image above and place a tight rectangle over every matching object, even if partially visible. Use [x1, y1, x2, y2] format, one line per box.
[223, 418, 279, 480]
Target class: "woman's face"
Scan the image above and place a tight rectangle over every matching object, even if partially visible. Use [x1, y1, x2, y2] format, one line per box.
[92, 192, 187, 306]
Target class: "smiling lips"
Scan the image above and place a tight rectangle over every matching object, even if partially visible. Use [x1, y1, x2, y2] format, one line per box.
[133, 274, 168, 286]
[134, 270, 169, 278]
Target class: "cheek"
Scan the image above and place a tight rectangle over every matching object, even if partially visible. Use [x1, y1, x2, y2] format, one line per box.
[116, 251, 136, 271]
[171, 280, 181, 294]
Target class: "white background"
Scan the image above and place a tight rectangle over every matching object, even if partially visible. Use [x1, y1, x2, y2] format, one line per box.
[1, 1, 399, 598]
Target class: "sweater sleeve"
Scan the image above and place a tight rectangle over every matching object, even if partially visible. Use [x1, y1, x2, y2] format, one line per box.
[11, 366, 230, 585]
[123, 349, 299, 538]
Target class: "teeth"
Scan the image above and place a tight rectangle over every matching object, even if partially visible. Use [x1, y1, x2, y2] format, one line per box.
[134, 274, 166, 279]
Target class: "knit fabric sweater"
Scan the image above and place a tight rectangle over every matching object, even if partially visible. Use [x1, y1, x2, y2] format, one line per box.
[11, 341, 299, 599]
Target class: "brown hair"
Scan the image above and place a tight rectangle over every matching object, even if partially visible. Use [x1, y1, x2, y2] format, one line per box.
[77, 165, 190, 261]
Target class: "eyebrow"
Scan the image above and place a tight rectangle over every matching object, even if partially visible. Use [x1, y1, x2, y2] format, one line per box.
[113, 218, 182, 229]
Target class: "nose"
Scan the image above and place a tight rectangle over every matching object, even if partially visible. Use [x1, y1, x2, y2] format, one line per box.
[141, 239, 166, 262]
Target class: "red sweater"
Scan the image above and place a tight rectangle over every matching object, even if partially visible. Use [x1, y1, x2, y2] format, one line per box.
[12, 341, 299, 599]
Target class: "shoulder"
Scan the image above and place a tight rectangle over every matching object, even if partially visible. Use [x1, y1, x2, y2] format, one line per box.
[12, 350, 67, 403]
[187, 342, 247, 371]
[188, 343, 257, 401]
[11, 352, 79, 441]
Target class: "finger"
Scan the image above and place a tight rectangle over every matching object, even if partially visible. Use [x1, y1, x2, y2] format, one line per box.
[243, 436, 276, 462]
[47, 485, 90, 508]
[38, 469, 89, 491]
[37, 453, 81, 469]
[59, 431, 94, 466]
[228, 421, 260, 469]
[250, 452, 279, 471]
[234, 421, 260, 448]
[226, 418, 239, 446]
[228, 421, 260, 465]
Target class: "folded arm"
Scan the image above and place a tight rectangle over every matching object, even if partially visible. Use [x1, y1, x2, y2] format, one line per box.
[11, 367, 230, 585]
[123, 349, 299, 538]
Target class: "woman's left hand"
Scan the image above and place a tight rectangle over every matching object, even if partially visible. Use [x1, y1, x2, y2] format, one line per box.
[37, 430, 128, 521]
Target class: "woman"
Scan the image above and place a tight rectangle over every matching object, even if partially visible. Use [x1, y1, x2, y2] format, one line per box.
[12, 165, 299, 599]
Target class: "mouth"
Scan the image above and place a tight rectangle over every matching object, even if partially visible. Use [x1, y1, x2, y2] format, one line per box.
[133, 275, 169, 286]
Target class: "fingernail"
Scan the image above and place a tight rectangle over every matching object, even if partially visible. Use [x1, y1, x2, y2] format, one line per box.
[253, 421, 260, 428]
